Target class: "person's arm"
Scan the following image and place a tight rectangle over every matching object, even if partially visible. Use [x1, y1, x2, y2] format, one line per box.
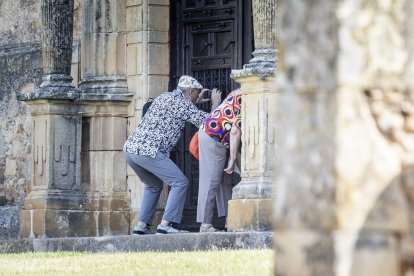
[187, 88, 222, 127]
[185, 100, 209, 127]
[210, 88, 222, 112]
[224, 125, 241, 174]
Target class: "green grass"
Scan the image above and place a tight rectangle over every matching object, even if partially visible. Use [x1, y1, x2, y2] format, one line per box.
[0, 249, 273, 276]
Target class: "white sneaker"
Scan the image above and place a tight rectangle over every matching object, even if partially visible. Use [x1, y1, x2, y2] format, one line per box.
[200, 224, 220, 233]
[156, 223, 189, 234]
[132, 224, 151, 235]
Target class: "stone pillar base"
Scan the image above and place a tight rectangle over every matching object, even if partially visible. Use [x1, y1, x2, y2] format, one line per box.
[20, 190, 130, 238]
[20, 209, 130, 238]
[227, 199, 272, 232]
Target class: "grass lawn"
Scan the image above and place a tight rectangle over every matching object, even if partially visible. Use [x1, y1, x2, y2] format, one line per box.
[0, 249, 273, 276]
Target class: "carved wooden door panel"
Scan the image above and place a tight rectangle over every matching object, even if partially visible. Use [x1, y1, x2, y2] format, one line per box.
[170, 0, 252, 231]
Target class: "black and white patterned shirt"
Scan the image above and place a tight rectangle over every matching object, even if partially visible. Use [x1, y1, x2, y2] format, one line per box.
[124, 89, 208, 158]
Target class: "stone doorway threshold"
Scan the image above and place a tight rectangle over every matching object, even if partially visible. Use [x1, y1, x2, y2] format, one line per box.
[0, 232, 272, 253]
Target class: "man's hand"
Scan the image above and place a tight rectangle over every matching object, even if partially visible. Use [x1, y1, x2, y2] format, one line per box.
[211, 88, 222, 111]
[224, 158, 235, 174]
[196, 89, 211, 104]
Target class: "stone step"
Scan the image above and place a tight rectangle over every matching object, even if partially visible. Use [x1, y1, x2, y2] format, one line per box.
[0, 232, 272, 254]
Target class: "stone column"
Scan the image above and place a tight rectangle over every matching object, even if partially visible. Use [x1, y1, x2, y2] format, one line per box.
[18, 0, 87, 238]
[38, 0, 77, 96]
[226, 0, 277, 232]
[78, 0, 132, 236]
[78, 0, 128, 94]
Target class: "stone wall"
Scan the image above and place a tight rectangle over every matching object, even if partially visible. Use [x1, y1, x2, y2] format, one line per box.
[0, 0, 171, 237]
[0, 0, 82, 238]
[0, 0, 43, 238]
[0, 0, 41, 47]
[0, 45, 42, 207]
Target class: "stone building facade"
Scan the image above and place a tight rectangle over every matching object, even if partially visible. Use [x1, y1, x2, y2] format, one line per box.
[0, 0, 413, 275]
[0, 0, 274, 237]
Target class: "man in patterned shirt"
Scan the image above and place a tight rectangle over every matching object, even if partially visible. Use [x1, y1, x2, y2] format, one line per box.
[124, 75, 221, 234]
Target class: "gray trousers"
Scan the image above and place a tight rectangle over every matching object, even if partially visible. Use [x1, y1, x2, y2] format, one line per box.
[124, 151, 188, 225]
[197, 130, 233, 223]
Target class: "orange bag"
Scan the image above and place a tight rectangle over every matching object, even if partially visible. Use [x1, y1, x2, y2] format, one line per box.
[189, 132, 199, 160]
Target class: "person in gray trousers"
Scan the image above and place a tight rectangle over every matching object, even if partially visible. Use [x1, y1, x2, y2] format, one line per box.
[197, 88, 242, 232]
[124, 75, 221, 234]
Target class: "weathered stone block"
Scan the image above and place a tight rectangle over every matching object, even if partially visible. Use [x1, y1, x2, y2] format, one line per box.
[127, 44, 137, 76]
[0, 239, 34, 253]
[127, 175, 144, 209]
[127, 75, 144, 96]
[19, 210, 32, 238]
[98, 211, 130, 236]
[148, 75, 169, 97]
[148, 44, 169, 75]
[85, 0, 126, 33]
[83, 192, 129, 211]
[21, 209, 104, 238]
[149, 0, 169, 5]
[227, 199, 272, 232]
[126, 0, 143, 7]
[28, 111, 82, 191]
[136, 43, 144, 75]
[127, 113, 139, 136]
[116, 33, 127, 76]
[20, 209, 46, 238]
[30, 209, 47, 238]
[82, 33, 127, 77]
[0, 206, 20, 239]
[89, 151, 127, 192]
[148, 5, 169, 31]
[126, 5, 143, 32]
[127, 31, 143, 44]
[89, 116, 127, 151]
[47, 210, 97, 238]
[148, 31, 169, 43]
[127, 100, 135, 117]
[23, 190, 88, 211]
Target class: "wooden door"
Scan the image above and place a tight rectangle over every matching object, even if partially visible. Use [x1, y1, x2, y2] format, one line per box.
[170, 0, 253, 231]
